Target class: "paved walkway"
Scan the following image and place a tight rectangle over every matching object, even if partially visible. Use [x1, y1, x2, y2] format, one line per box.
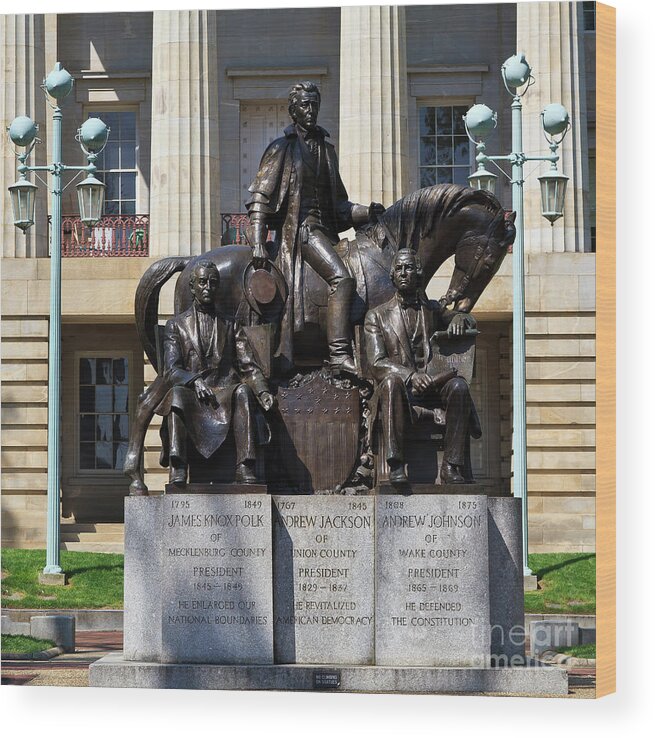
[1, 631, 122, 687]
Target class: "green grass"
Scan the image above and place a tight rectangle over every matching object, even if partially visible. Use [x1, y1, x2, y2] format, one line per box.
[1, 549, 124, 610]
[1, 634, 56, 654]
[1, 549, 595, 614]
[555, 643, 596, 659]
[525, 553, 596, 614]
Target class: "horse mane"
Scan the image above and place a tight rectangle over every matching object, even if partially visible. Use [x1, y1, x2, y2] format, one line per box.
[365, 183, 503, 252]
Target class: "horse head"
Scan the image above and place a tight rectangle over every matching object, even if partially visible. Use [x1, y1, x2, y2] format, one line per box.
[439, 207, 516, 312]
[367, 184, 515, 313]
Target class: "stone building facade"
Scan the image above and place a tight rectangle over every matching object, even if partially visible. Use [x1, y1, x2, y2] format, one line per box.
[1, 3, 596, 553]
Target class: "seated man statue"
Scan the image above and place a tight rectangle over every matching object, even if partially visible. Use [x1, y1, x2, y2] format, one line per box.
[364, 249, 478, 486]
[161, 260, 275, 484]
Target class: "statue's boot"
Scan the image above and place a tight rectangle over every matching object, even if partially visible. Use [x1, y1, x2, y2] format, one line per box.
[236, 460, 257, 484]
[327, 277, 357, 377]
[440, 460, 466, 484]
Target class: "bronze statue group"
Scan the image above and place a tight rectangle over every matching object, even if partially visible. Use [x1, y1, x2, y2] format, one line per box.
[125, 82, 516, 494]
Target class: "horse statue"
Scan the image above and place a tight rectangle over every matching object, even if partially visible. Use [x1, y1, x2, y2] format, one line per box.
[124, 184, 516, 494]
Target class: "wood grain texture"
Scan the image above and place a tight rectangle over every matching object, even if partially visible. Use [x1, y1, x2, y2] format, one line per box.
[595, 1, 616, 698]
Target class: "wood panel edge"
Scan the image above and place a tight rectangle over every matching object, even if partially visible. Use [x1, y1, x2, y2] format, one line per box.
[595, 0, 616, 699]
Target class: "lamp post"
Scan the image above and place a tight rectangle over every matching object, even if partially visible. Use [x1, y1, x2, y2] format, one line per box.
[463, 53, 571, 578]
[7, 63, 108, 582]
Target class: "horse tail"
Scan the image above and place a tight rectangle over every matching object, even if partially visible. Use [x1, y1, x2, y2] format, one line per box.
[135, 256, 190, 372]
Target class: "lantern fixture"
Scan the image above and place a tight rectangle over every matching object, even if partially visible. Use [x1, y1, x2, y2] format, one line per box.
[463, 106, 499, 194]
[538, 169, 569, 225]
[77, 174, 106, 227]
[8, 177, 38, 232]
[468, 162, 498, 195]
[538, 103, 571, 225]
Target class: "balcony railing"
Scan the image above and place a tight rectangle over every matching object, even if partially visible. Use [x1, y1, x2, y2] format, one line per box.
[221, 213, 249, 245]
[221, 213, 275, 246]
[60, 214, 149, 257]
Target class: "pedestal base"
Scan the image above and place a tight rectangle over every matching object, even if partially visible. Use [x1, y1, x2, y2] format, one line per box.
[90, 653, 568, 695]
[165, 483, 269, 495]
[524, 574, 539, 591]
[376, 482, 504, 496]
[38, 572, 67, 586]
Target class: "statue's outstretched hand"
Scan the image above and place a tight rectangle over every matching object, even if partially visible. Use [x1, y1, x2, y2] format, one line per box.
[258, 391, 276, 412]
[447, 312, 477, 337]
[194, 378, 217, 407]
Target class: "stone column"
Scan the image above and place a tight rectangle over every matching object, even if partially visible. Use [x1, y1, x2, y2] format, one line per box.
[1, 14, 51, 258]
[149, 10, 220, 257]
[518, 1, 590, 253]
[338, 5, 409, 207]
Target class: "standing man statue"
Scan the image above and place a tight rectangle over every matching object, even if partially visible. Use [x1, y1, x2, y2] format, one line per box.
[364, 249, 479, 486]
[161, 260, 275, 484]
[246, 81, 384, 376]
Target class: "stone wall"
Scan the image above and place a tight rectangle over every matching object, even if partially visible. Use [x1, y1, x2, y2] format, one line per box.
[0, 257, 169, 546]
[427, 251, 596, 553]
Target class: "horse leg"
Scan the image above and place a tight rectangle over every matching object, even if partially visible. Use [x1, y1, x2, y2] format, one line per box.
[124, 375, 168, 496]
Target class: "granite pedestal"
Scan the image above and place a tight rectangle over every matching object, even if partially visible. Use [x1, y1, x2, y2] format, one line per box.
[124, 494, 273, 665]
[90, 490, 565, 695]
[375, 494, 490, 666]
[273, 495, 374, 664]
[90, 654, 568, 695]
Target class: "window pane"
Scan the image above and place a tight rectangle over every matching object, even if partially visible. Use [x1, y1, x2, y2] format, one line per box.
[80, 443, 95, 469]
[121, 174, 136, 200]
[96, 385, 112, 412]
[436, 136, 453, 165]
[96, 358, 112, 384]
[80, 386, 95, 412]
[122, 200, 136, 216]
[104, 200, 119, 215]
[419, 107, 435, 136]
[114, 442, 128, 469]
[419, 138, 436, 166]
[104, 142, 120, 170]
[121, 145, 136, 169]
[453, 107, 468, 135]
[114, 414, 129, 441]
[79, 358, 95, 385]
[420, 168, 436, 187]
[437, 168, 453, 184]
[80, 414, 95, 442]
[102, 112, 121, 130]
[113, 358, 128, 384]
[114, 385, 128, 412]
[453, 167, 470, 187]
[436, 107, 452, 135]
[120, 112, 136, 140]
[97, 414, 113, 442]
[454, 137, 470, 165]
[96, 442, 113, 469]
[104, 173, 119, 200]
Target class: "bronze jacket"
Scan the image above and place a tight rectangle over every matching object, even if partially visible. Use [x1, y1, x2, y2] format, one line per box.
[246, 124, 369, 365]
[364, 293, 478, 440]
[158, 304, 268, 458]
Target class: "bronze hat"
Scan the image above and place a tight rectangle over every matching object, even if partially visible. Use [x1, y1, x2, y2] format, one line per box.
[242, 261, 288, 318]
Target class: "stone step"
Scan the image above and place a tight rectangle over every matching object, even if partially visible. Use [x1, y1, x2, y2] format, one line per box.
[61, 542, 124, 554]
[60, 523, 125, 543]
